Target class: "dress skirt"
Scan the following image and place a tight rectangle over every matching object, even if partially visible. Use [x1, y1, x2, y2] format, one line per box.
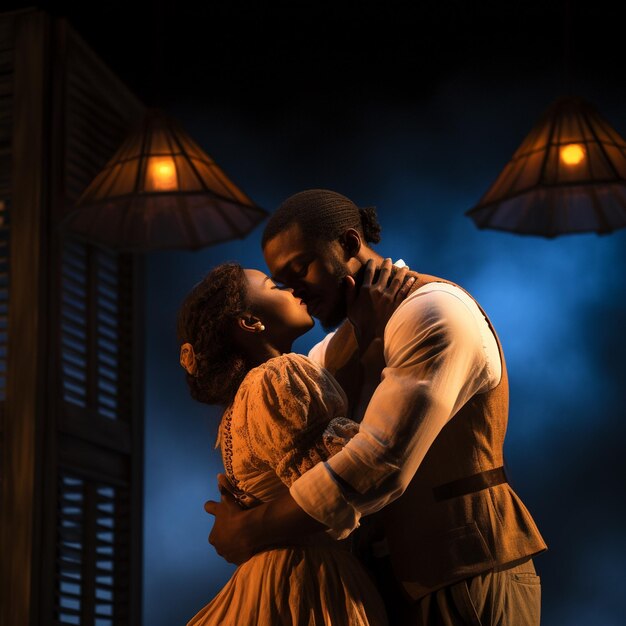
[187, 543, 388, 626]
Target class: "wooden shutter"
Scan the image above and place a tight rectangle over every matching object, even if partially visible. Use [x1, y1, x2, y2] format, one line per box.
[0, 11, 145, 625]
[50, 19, 145, 626]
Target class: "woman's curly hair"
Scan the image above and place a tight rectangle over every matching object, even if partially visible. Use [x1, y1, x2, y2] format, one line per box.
[176, 262, 251, 406]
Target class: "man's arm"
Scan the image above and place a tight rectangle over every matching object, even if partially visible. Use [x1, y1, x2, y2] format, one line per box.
[290, 287, 495, 536]
[204, 484, 324, 565]
[206, 288, 493, 561]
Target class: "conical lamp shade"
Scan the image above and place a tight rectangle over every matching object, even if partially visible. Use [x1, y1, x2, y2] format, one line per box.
[466, 97, 626, 237]
[60, 109, 268, 251]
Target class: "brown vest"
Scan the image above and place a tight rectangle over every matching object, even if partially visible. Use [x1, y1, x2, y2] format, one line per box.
[324, 273, 547, 601]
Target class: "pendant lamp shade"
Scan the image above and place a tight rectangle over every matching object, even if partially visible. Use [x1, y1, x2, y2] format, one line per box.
[60, 109, 268, 251]
[466, 97, 626, 237]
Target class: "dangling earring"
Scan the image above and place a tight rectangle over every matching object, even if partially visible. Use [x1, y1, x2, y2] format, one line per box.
[254, 321, 265, 332]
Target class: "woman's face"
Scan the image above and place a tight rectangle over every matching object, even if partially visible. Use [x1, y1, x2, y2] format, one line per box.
[244, 269, 314, 341]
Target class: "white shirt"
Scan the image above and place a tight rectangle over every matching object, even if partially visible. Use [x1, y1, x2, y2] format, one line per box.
[290, 278, 502, 539]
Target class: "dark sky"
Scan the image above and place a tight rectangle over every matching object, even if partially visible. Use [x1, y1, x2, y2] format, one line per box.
[7, 1, 626, 624]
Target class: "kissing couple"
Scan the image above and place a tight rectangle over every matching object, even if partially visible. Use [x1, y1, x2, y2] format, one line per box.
[177, 189, 546, 626]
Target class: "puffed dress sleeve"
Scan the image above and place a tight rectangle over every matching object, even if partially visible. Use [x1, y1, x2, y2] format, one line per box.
[243, 353, 359, 488]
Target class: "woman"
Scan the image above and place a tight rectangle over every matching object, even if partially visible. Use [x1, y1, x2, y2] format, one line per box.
[177, 261, 412, 626]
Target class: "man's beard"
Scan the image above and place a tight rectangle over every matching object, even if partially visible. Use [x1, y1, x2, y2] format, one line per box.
[319, 257, 350, 332]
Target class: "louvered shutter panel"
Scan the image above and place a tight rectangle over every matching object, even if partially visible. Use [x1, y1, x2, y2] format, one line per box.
[61, 240, 88, 410]
[61, 242, 134, 422]
[56, 471, 131, 625]
[51, 20, 145, 626]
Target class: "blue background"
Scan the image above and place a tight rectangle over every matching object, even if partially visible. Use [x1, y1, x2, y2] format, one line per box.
[8, 2, 626, 623]
[143, 79, 626, 625]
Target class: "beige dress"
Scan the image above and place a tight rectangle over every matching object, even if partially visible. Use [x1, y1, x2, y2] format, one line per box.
[187, 353, 388, 626]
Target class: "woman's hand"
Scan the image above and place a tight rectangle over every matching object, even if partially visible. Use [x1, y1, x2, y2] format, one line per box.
[345, 258, 417, 349]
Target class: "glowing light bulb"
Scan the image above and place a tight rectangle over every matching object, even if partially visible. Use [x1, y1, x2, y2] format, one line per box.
[560, 143, 585, 166]
[147, 157, 178, 191]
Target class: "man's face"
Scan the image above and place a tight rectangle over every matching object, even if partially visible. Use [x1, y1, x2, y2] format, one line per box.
[263, 223, 349, 330]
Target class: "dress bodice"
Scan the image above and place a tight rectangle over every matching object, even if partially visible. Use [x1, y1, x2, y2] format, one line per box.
[216, 353, 358, 507]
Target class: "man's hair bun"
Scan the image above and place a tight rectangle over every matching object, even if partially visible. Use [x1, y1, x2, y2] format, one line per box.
[359, 206, 382, 244]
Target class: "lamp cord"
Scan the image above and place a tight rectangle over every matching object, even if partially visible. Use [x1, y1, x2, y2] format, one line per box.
[149, 0, 166, 108]
[561, 0, 573, 96]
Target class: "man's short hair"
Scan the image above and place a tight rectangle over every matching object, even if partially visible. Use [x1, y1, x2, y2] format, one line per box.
[261, 189, 382, 248]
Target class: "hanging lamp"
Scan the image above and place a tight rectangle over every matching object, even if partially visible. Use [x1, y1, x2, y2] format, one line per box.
[59, 109, 268, 251]
[466, 96, 626, 237]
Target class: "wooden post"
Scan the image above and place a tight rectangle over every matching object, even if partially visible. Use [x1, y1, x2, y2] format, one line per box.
[0, 10, 50, 626]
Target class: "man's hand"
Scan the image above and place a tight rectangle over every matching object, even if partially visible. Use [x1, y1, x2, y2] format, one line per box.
[346, 258, 417, 348]
[204, 474, 327, 564]
[204, 474, 257, 565]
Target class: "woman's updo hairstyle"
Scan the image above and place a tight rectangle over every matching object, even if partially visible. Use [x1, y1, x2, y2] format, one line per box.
[176, 262, 250, 406]
[261, 189, 382, 248]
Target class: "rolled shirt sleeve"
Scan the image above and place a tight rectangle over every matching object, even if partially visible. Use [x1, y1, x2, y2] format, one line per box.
[290, 285, 499, 539]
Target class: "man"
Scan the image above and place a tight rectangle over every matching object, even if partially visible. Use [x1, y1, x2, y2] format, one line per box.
[205, 189, 546, 625]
